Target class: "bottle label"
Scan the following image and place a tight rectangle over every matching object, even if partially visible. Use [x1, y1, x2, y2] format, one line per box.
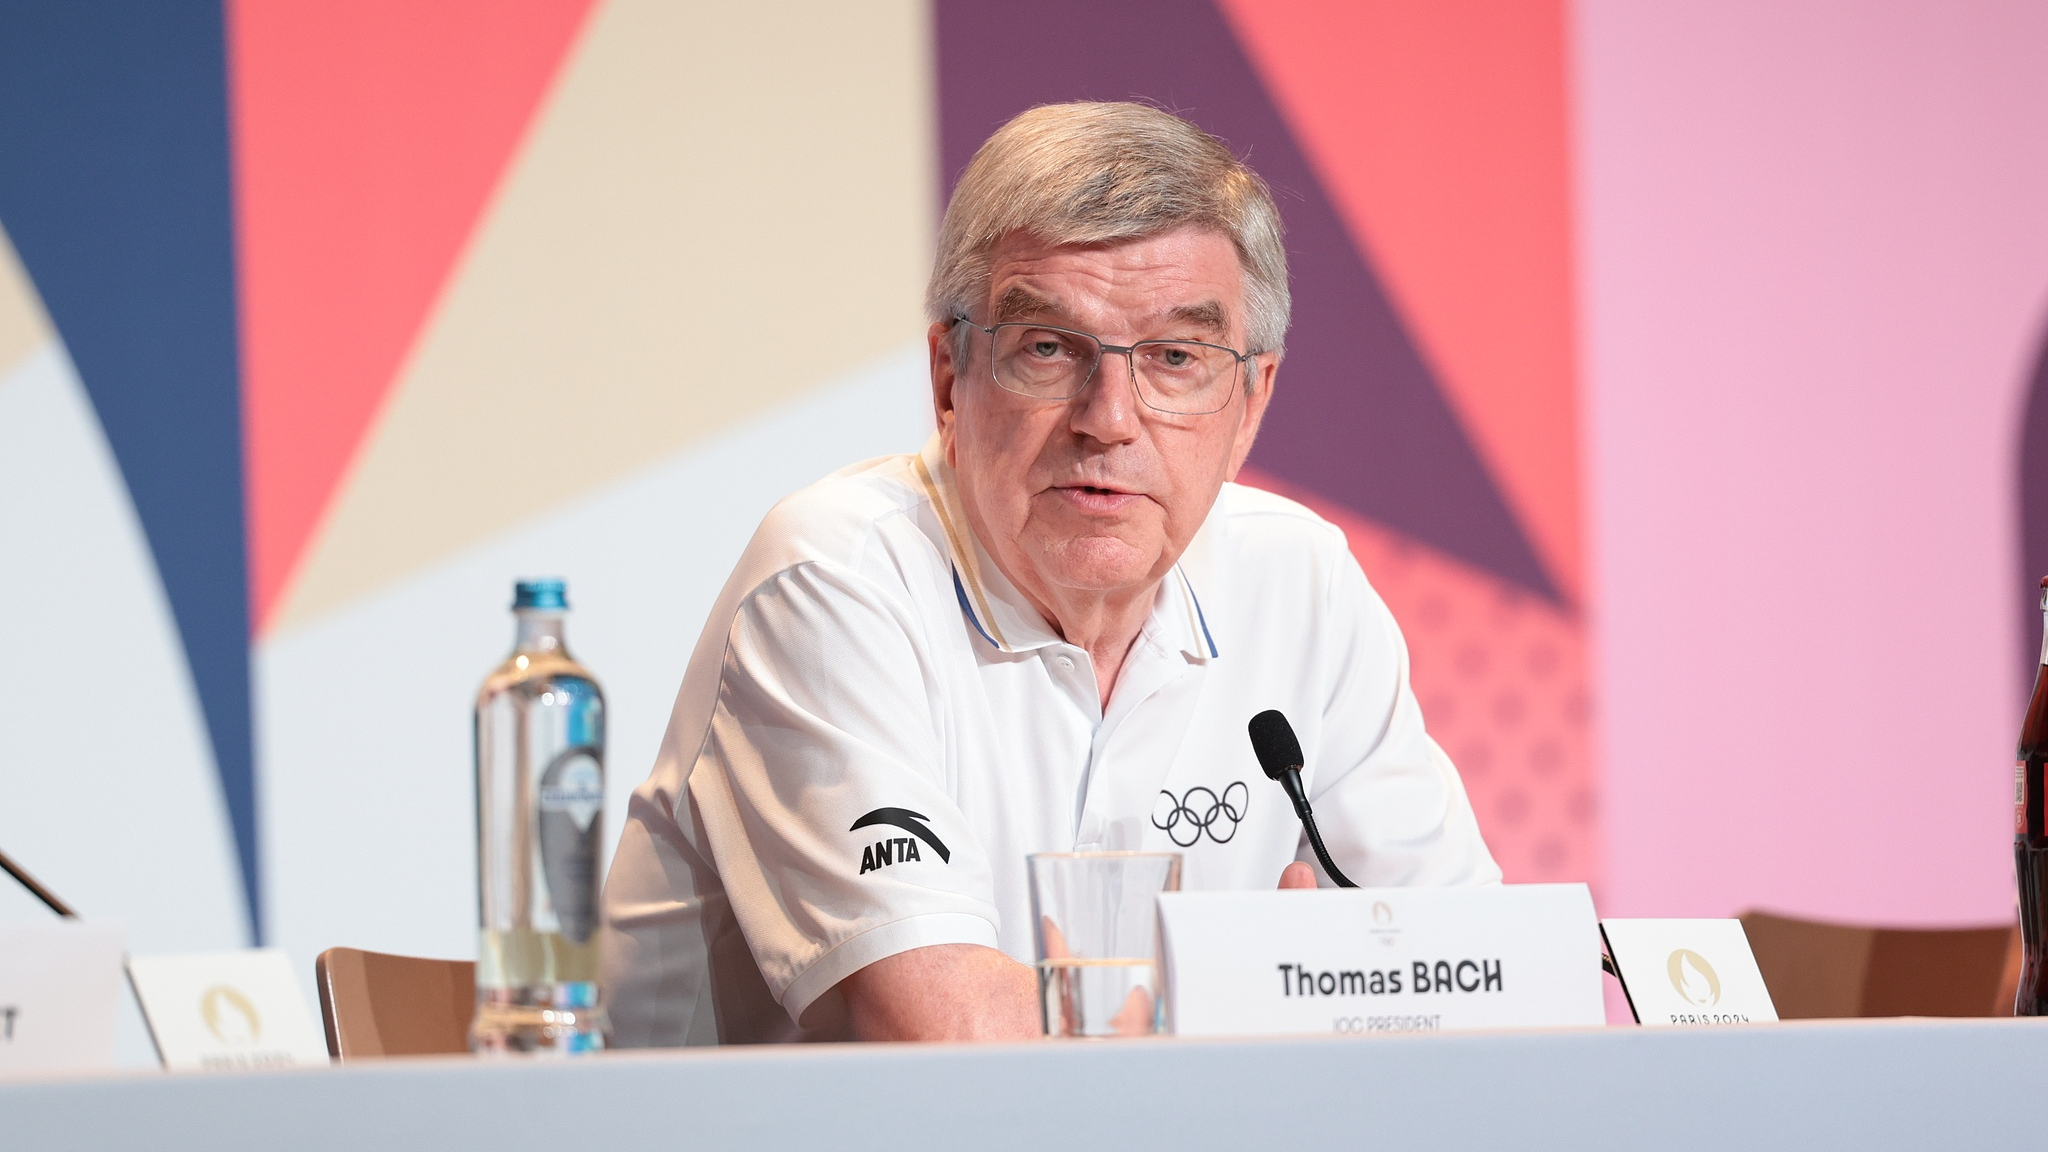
[538, 747, 604, 943]
[539, 752, 603, 831]
[2020, 759, 2028, 836]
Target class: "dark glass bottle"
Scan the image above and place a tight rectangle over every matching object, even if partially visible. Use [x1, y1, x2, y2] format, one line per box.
[2016, 576, 2048, 1015]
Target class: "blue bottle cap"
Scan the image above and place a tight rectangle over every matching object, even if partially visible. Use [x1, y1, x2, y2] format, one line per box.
[513, 579, 568, 611]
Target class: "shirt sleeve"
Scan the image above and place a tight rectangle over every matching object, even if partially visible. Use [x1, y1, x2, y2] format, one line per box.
[687, 559, 1002, 1025]
[1299, 547, 1503, 888]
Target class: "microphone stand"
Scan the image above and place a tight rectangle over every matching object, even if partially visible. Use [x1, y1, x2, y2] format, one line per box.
[0, 845, 76, 918]
[1273, 767, 1359, 888]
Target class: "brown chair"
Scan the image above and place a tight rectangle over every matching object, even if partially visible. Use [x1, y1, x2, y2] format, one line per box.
[314, 947, 476, 1059]
[1737, 910, 2020, 1018]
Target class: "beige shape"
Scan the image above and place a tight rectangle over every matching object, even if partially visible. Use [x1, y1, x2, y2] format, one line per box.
[273, 0, 934, 632]
[0, 222, 56, 378]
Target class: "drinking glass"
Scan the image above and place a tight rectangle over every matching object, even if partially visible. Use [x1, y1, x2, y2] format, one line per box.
[1027, 851, 1182, 1037]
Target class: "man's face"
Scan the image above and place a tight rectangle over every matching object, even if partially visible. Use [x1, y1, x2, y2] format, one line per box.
[930, 227, 1276, 613]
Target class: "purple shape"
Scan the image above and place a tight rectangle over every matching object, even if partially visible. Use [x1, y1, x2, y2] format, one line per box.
[936, 0, 1557, 603]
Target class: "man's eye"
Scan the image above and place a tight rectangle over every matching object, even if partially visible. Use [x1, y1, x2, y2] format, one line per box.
[1029, 340, 1064, 358]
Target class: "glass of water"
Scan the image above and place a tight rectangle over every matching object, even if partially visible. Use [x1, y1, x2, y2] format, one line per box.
[1027, 851, 1182, 1037]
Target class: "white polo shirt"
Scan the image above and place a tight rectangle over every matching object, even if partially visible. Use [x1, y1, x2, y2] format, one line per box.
[600, 436, 1499, 1045]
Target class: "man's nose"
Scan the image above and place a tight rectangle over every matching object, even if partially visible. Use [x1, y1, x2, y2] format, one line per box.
[1069, 349, 1143, 443]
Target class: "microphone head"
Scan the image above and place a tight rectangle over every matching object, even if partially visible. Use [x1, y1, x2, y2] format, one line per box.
[1247, 710, 1304, 782]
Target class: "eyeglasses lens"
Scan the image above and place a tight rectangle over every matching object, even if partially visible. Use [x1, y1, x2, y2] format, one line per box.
[989, 324, 1236, 415]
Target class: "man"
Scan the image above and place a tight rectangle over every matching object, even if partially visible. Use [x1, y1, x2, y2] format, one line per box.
[601, 102, 1499, 1045]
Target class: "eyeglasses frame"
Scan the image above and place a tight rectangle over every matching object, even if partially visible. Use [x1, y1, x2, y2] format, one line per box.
[948, 314, 1263, 417]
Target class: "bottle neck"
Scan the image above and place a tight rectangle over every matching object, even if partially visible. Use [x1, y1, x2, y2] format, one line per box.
[2040, 592, 2048, 667]
[514, 610, 568, 655]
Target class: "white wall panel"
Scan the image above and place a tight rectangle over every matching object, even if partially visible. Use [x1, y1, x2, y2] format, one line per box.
[0, 342, 249, 1065]
[257, 343, 930, 982]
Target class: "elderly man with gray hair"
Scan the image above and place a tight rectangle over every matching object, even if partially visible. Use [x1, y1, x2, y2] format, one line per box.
[601, 102, 1499, 1045]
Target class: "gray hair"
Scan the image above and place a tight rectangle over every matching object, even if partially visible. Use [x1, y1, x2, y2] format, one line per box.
[927, 102, 1290, 354]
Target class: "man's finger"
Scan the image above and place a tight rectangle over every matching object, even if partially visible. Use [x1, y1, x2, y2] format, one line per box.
[1278, 861, 1317, 889]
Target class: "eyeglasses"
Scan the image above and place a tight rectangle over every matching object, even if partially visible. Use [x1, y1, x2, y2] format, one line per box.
[951, 315, 1258, 416]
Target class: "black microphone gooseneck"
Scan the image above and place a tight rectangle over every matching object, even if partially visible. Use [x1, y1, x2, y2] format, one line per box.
[1247, 709, 1357, 888]
[0, 845, 76, 918]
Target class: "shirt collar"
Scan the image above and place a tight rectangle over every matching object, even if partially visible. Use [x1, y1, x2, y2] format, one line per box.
[914, 433, 1221, 662]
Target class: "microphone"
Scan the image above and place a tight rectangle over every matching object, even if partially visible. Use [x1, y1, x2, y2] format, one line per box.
[1247, 709, 1357, 888]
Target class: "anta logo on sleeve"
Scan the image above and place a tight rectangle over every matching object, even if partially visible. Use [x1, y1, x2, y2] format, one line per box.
[851, 808, 951, 875]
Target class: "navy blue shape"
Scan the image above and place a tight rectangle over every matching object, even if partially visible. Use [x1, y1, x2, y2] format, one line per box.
[0, 1, 258, 939]
[936, 0, 1558, 603]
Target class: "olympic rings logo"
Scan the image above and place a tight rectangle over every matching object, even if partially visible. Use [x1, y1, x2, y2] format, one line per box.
[1151, 782, 1249, 846]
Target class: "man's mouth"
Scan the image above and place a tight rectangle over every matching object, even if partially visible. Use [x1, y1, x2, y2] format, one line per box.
[1052, 483, 1142, 513]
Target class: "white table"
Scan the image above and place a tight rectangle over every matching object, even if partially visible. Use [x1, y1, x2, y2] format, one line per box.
[5, 1018, 2044, 1150]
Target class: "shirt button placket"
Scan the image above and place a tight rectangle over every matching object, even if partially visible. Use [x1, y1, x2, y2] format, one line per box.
[1045, 646, 1103, 846]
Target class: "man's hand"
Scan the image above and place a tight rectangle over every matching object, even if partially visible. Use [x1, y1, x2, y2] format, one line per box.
[842, 864, 1318, 1041]
[839, 943, 1041, 1042]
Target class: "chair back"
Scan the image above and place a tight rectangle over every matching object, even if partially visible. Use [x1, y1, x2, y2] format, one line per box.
[314, 947, 476, 1059]
[1737, 910, 2018, 1018]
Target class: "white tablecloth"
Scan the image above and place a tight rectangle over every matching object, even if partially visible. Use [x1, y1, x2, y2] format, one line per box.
[5, 1018, 2043, 1151]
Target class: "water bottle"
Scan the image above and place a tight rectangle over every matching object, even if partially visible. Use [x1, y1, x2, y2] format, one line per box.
[471, 579, 609, 1052]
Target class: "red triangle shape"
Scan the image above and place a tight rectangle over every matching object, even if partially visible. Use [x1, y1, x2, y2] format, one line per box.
[1218, 0, 1582, 603]
[232, 0, 595, 630]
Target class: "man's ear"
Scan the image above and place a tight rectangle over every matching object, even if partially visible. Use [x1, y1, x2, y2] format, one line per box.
[1224, 353, 1278, 482]
[928, 320, 959, 446]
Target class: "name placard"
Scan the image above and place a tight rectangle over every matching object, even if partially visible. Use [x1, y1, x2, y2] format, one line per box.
[1158, 884, 1604, 1037]
[1599, 919, 1778, 1026]
[0, 921, 125, 1076]
[126, 949, 330, 1071]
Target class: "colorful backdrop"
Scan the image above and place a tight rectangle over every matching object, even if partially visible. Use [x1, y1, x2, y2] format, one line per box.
[3, 0, 2046, 1046]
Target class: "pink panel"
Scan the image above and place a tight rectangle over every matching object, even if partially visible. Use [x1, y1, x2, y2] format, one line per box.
[1578, 1, 2048, 923]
